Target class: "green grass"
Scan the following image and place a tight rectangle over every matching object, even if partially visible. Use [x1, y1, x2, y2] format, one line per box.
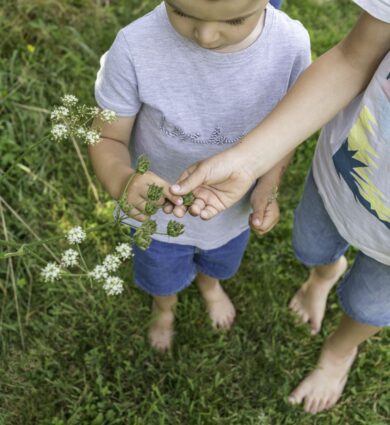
[1, 0, 389, 423]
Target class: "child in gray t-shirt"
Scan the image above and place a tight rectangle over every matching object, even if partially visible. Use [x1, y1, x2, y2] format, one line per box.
[90, 0, 310, 351]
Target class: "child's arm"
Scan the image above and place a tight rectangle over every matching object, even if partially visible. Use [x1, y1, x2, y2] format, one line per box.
[250, 151, 294, 235]
[238, 11, 390, 179]
[88, 116, 182, 221]
[171, 11, 390, 219]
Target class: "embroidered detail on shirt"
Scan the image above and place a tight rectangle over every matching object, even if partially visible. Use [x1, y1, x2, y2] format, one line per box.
[160, 116, 245, 145]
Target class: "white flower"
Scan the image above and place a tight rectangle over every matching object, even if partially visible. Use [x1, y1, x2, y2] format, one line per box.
[103, 254, 121, 272]
[103, 276, 124, 295]
[74, 127, 86, 139]
[85, 130, 100, 145]
[51, 124, 68, 141]
[115, 243, 133, 260]
[61, 94, 78, 107]
[41, 262, 61, 283]
[50, 106, 70, 121]
[89, 265, 109, 281]
[88, 106, 100, 118]
[99, 109, 117, 123]
[60, 249, 79, 268]
[66, 226, 86, 244]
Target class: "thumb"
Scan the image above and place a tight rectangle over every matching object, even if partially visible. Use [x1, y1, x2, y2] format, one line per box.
[258, 208, 274, 231]
[170, 163, 206, 195]
[250, 200, 267, 230]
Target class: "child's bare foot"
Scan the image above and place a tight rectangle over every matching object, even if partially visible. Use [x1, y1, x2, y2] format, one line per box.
[197, 274, 236, 329]
[289, 256, 347, 334]
[288, 341, 357, 414]
[148, 299, 175, 352]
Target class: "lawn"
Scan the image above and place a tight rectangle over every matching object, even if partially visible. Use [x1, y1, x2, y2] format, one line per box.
[0, 0, 389, 424]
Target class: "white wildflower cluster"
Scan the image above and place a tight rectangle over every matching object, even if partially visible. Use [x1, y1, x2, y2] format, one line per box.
[51, 124, 68, 141]
[38, 213, 132, 296]
[49, 94, 116, 146]
[99, 109, 117, 123]
[103, 254, 121, 272]
[61, 94, 78, 107]
[85, 130, 100, 146]
[88, 106, 100, 118]
[89, 246, 133, 295]
[41, 262, 61, 283]
[103, 276, 124, 296]
[51, 106, 70, 121]
[89, 265, 109, 281]
[61, 249, 79, 268]
[115, 243, 133, 260]
[75, 127, 86, 138]
[41, 227, 86, 283]
[66, 226, 86, 245]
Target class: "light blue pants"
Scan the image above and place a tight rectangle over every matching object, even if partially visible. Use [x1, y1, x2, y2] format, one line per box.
[293, 169, 390, 327]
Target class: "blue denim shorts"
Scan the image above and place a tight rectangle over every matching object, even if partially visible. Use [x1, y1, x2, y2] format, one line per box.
[131, 229, 250, 297]
[293, 169, 390, 327]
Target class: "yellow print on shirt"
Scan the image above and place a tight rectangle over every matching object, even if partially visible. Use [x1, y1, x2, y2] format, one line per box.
[333, 105, 390, 227]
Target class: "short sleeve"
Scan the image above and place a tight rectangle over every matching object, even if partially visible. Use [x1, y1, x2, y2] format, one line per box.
[353, 0, 390, 23]
[288, 28, 312, 89]
[95, 31, 142, 117]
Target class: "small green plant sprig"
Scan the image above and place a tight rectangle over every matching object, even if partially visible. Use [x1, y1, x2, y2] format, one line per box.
[182, 192, 195, 207]
[117, 155, 188, 251]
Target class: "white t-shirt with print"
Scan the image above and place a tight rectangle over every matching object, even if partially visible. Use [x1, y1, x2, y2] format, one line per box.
[313, 0, 390, 264]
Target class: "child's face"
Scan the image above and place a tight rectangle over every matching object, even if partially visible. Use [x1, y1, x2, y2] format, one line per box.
[165, 0, 268, 50]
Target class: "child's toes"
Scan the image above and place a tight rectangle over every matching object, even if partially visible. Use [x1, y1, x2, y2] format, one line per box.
[310, 317, 321, 335]
[296, 309, 309, 324]
[289, 374, 314, 407]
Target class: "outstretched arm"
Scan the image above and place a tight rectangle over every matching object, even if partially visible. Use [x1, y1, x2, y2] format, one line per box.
[171, 11, 390, 220]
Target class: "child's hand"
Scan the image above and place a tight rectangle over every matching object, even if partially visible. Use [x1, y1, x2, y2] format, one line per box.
[169, 150, 256, 220]
[249, 181, 280, 235]
[124, 171, 183, 222]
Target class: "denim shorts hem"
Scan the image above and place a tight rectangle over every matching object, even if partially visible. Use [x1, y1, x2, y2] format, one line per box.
[292, 241, 344, 268]
[338, 281, 390, 327]
[195, 265, 235, 281]
[133, 272, 196, 297]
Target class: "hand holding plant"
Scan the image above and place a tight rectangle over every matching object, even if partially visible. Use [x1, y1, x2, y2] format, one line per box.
[120, 169, 183, 223]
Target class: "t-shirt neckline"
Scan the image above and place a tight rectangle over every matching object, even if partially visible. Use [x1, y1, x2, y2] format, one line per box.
[156, 2, 275, 65]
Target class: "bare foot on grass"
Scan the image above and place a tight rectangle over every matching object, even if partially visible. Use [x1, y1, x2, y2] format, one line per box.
[288, 342, 357, 414]
[289, 256, 348, 334]
[148, 300, 175, 352]
[197, 275, 236, 329]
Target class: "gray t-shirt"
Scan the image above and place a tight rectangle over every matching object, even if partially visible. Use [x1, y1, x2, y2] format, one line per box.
[95, 2, 311, 249]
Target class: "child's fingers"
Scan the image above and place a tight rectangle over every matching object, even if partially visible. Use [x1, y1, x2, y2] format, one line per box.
[249, 199, 267, 232]
[128, 207, 149, 222]
[163, 202, 174, 214]
[250, 210, 266, 231]
[150, 178, 183, 206]
[258, 211, 279, 234]
[125, 199, 151, 222]
[199, 204, 219, 220]
[170, 163, 203, 196]
[172, 204, 187, 218]
[138, 173, 183, 207]
[189, 198, 206, 216]
[162, 187, 183, 207]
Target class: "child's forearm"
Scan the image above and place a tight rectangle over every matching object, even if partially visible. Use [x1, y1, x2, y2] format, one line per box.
[88, 138, 134, 200]
[235, 12, 390, 180]
[257, 150, 295, 189]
